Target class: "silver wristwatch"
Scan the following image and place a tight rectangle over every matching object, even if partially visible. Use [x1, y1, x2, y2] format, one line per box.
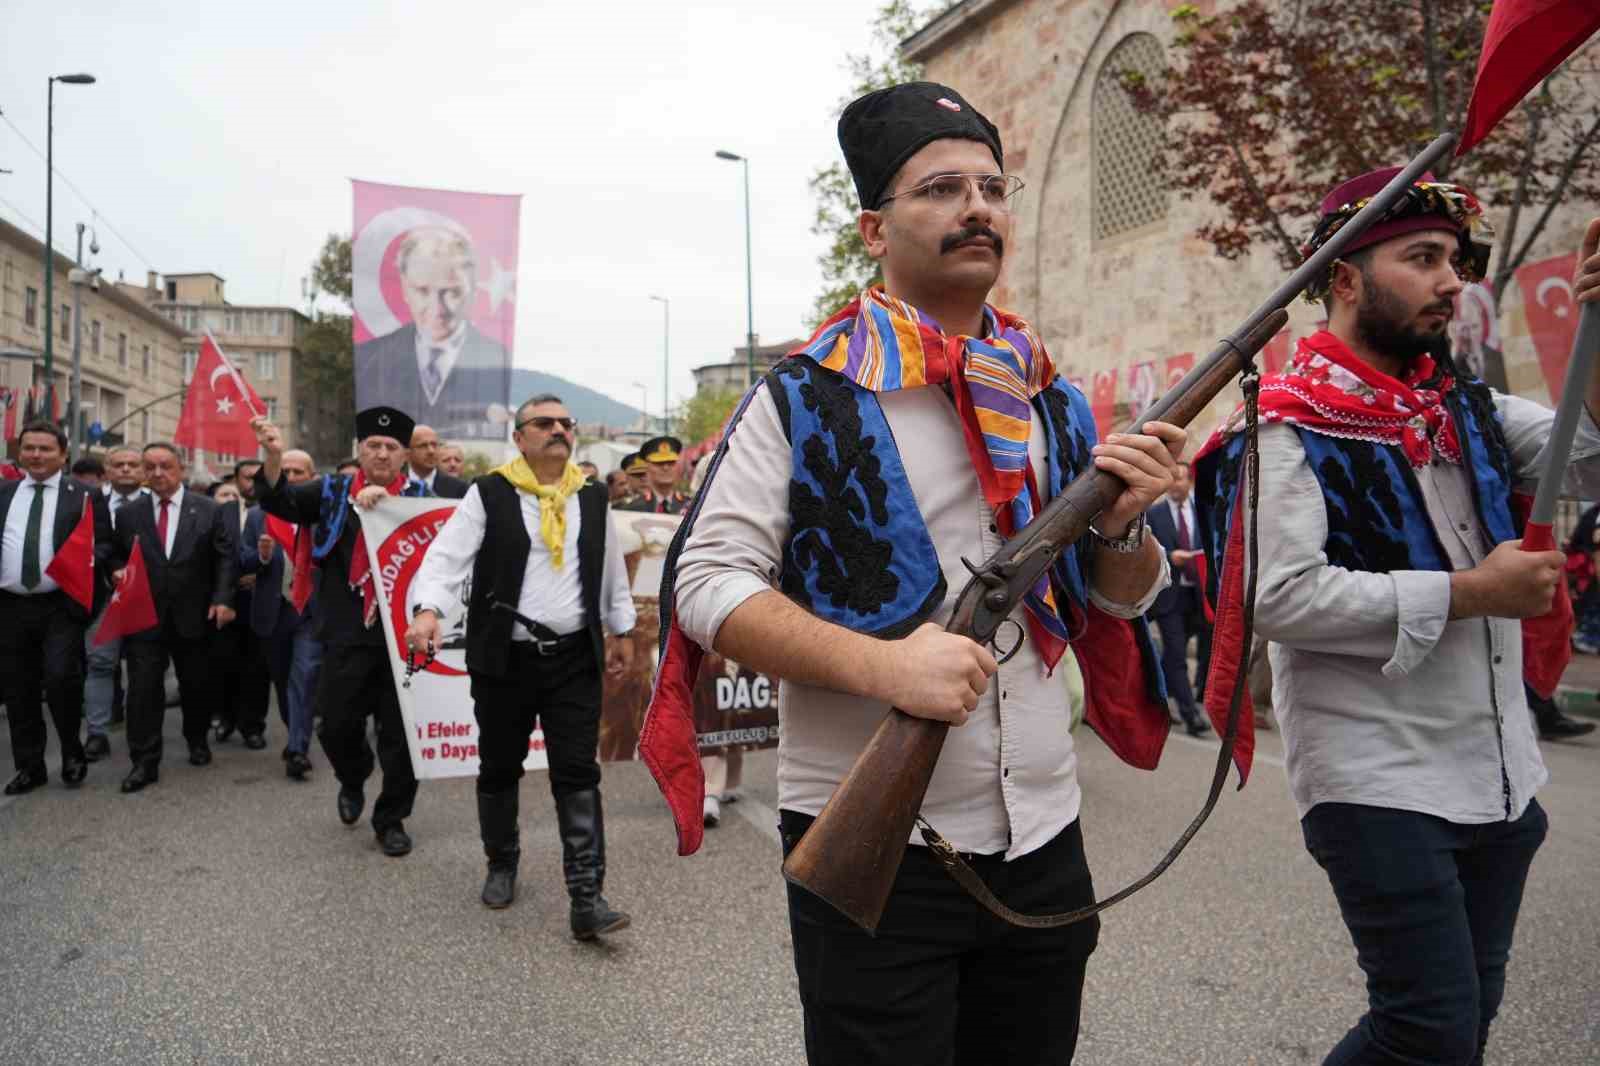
[1089, 513, 1147, 553]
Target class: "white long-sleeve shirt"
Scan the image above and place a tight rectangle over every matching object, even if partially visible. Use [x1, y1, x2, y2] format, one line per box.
[1253, 392, 1600, 823]
[674, 379, 1167, 860]
[410, 483, 636, 640]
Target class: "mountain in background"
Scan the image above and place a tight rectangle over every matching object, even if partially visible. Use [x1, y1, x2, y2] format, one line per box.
[509, 368, 641, 428]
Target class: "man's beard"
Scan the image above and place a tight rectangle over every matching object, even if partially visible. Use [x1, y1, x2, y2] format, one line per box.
[1355, 277, 1453, 369]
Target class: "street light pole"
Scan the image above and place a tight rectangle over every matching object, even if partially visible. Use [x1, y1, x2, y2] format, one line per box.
[42, 73, 96, 418]
[715, 150, 757, 386]
[633, 382, 648, 433]
[649, 295, 669, 433]
[68, 223, 84, 463]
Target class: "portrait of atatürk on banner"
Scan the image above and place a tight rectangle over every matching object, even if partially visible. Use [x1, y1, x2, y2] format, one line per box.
[352, 181, 522, 441]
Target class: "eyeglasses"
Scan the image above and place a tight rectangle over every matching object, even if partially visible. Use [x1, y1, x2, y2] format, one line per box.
[879, 173, 1025, 212]
[517, 416, 577, 432]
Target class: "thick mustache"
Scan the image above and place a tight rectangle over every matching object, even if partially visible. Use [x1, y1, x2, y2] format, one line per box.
[1423, 303, 1455, 316]
[941, 225, 1005, 258]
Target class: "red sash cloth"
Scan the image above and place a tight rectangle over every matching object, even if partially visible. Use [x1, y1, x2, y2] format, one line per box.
[345, 471, 406, 627]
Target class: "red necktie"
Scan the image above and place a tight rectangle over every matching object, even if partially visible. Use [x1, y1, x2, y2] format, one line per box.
[156, 498, 171, 556]
[1177, 503, 1191, 551]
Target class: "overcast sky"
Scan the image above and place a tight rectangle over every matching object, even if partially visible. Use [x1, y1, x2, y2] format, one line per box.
[0, 0, 905, 418]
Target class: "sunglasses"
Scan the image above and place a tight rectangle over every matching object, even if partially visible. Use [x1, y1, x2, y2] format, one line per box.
[517, 416, 577, 432]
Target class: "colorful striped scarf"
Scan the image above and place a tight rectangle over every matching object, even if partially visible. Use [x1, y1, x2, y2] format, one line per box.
[795, 286, 1070, 668]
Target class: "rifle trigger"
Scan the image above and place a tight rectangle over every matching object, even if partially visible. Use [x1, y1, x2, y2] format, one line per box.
[990, 618, 1024, 666]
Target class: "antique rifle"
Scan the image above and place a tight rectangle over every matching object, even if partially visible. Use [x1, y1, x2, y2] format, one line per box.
[781, 132, 1461, 933]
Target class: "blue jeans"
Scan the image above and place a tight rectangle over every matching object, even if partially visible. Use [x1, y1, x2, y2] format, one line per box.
[1302, 799, 1548, 1066]
[275, 621, 322, 756]
[83, 609, 121, 739]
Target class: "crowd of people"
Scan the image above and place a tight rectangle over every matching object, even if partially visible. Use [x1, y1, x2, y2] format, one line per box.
[5, 75, 1600, 1066]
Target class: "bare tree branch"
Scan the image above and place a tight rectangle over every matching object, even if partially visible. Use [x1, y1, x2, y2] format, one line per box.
[1508, 107, 1600, 274]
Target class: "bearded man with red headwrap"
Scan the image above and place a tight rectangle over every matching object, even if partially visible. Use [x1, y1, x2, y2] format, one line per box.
[1197, 172, 1600, 1065]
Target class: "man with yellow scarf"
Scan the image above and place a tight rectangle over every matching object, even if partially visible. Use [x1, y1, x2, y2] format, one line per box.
[408, 393, 637, 939]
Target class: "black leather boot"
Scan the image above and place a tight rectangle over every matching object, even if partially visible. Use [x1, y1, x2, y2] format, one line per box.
[556, 788, 630, 940]
[478, 788, 520, 909]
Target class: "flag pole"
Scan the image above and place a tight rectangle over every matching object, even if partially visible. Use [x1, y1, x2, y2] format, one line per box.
[1523, 301, 1600, 550]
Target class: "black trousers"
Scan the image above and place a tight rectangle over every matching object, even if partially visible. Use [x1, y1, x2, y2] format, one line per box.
[315, 641, 415, 831]
[470, 640, 602, 799]
[210, 618, 271, 737]
[780, 810, 1100, 1066]
[125, 615, 213, 767]
[1155, 583, 1212, 712]
[0, 589, 87, 774]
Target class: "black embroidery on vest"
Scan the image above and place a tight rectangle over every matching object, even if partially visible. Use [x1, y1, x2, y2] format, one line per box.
[1037, 386, 1091, 493]
[776, 360, 900, 617]
[1314, 440, 1418, 574]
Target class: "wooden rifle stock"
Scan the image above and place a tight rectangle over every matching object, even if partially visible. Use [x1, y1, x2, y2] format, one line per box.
[781, 131, 1459, 933]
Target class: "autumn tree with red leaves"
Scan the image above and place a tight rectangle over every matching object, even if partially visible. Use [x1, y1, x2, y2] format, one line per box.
[1123, 0, 1600, 389]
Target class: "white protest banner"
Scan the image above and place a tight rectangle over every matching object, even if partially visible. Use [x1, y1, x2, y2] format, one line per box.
[362, 498, 781, 779]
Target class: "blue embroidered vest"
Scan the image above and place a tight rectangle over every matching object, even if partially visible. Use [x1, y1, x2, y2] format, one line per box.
[761, 355, 1115, 640]
[1197, 389, 1516, 576]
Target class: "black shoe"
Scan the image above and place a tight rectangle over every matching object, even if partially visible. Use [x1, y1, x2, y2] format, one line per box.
[285, 752, 312, 780]
[572, 896, 632, 941]
[84, 735, 111, 762]
[242, 733, 267, 751]
[120, 764, 159, 793]
[337, 787, 364, 826]
[1539, 712, 1597, 741]
[213, 723, 236, 743]
[3, 769, 47, 796]
[60, 758, 88, 787]
[482, 865, 517, 909]
[188, 744, 212, 766]
[377, 824, 413, 857]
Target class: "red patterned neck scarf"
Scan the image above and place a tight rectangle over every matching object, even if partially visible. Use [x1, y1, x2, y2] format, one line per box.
[345, 469, 407, 627]
[1236, 330, 1461, 467]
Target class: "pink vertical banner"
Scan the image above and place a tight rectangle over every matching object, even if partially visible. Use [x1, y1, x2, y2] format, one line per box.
[351, 180, 522, 442]
[1090, 369, 1119, 441]
[1516, 252, 1579, 398]
[1164, 351, 1195, 388]
[1126, 360, 1159, 419]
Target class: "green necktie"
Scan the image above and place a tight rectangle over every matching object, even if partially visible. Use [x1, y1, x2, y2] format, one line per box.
[20, 481, 45, 590]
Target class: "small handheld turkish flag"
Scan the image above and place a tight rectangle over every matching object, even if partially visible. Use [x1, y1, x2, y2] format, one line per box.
[1458, 0, 1600, 154]
[45, 493, 95, 613]
[95, 539, 159, 645]
[174, 333, 265, 457]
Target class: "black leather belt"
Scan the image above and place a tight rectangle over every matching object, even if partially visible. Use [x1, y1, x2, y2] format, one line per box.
[493, 600, 587, 656]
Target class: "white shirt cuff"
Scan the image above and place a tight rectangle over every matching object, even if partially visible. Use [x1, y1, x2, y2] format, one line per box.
[676, 571, 774, 650]
[1382, 570, 1452, 678]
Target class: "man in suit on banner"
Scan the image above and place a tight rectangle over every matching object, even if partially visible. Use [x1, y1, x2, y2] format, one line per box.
[354, 227, 509, 440]
[110, 442, 239, 792]
[0, 421, 112, 795]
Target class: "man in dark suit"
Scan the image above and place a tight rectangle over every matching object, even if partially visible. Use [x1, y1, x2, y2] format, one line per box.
[353, 227, 509, 442]
[0, 421, 113, 795]
[109, 442, 239, 792]
[407, 424, 469, 499]
[239, 447, 323, 780]
[1146, 461, 1211, 737]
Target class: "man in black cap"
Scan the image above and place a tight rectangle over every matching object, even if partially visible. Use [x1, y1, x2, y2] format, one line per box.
[618, 436, 688, 514]
[659, 81, 1185, 1064]
[251, 406, 431, 857]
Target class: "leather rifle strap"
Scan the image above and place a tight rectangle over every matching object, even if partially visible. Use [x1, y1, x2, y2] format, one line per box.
[919, 368, 1264, 929]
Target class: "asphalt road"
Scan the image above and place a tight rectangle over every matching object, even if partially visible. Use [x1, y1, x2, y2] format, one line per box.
[1, 709, 1596, 1066]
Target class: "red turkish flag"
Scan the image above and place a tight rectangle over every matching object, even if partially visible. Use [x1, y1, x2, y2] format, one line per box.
[1459, 1, 1600, 154]
[1516, 252, 1580, 398]
[45, 493, 95, 612]
[1090, 369, 1119, 441]
[1165, 352, 1196, 389]
[95, 539, 159, 645]
[174, 333, 264, 457]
